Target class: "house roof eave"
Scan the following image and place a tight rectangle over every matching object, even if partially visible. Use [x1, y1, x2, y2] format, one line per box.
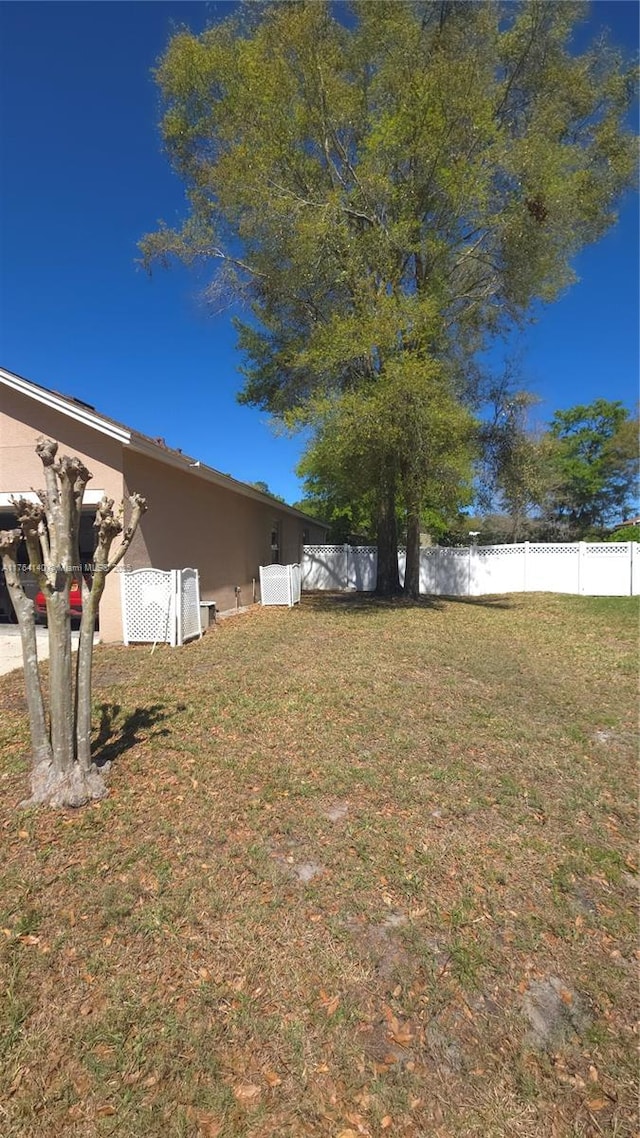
[127, 433, 328, 528]
[1, 365, 328, 532]
[0, 366, 131, 444]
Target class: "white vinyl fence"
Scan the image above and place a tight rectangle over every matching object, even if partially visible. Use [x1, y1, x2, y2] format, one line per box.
[121, 567, 203, 646]
[259, 563, 302, 607]
[301, 545, 378, 591]
[302, 543, 639, 598]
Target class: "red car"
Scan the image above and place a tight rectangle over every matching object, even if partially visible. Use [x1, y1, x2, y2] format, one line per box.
[35, 581, 83, 621]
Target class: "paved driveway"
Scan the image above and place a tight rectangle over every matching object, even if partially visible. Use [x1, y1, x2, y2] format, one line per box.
[0, 624, 85, 677]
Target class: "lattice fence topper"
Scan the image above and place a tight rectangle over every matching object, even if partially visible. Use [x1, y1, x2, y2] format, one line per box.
[304, 544, 346, 555]
[423, 546, 469, 556]
[529, 543, 578, 555]
[259, 563, 301, 607]
[585, 542, 630, 555]
[121, 567, 203, 646]
[476, 544, 522, 555]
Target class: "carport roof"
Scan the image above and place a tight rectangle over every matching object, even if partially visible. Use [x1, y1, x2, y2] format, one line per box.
[0, 366, 328, 529]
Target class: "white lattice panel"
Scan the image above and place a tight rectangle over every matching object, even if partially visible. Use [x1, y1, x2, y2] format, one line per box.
[260, 564, 301, 606]
[476, 544, 525, 555]
[290, 564, 302, 604]
[429, 548, 469, 555]
[305, 545, 345, 555]
[178, 568, 202, 643]
[585, 543, 630, 555]
[121, 569, 174, 645]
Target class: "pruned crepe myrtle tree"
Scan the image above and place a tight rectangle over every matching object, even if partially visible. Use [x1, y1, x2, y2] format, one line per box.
[141, 0, 637, 594]
[0, 438, 146, 808]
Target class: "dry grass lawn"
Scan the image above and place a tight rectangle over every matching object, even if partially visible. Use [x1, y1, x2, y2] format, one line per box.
[0, 592, 638, 1138]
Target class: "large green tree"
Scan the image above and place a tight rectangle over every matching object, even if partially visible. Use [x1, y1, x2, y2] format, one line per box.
[297, 357, 475, 586]
[540, 399, 639, 537]
[142, 0, 637, 592]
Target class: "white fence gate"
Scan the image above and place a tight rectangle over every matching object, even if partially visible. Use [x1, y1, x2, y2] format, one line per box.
[302, 543, 639, 598]
[259, 563, 302, 607]
[121, 567, 203, 646]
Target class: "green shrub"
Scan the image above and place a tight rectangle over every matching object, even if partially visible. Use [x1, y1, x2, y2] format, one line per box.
[606, 525, 640, 542]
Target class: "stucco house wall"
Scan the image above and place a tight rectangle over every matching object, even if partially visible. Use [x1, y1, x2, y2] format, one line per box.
[0, 384, 125, 642]
[1, 368, 327, 642]
[122, 448, 325, 615]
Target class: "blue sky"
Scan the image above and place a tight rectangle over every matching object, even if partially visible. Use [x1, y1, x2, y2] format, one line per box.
[1, 1, 638, 504]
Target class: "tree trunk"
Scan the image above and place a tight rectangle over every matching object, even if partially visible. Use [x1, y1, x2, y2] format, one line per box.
[375, 475, 401, 595]
[404, 508, 421, 599]
[75, 576, 106, 779]
[24, 589, 86, 806]
[511, 508, 523, 543]
[0, 548, 52, 770]
[24, 586, 106, 808]
[13, 593, 52, 768]
[47, 591, 74, 769]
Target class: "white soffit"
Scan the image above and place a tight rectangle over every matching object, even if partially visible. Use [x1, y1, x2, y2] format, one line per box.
[0, 490, 106, 508]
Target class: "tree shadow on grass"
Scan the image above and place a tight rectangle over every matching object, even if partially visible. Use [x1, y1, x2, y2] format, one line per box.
[440, 594, 515, 610]
[303, 591, 515, 616]
[91, 702, 171, 768]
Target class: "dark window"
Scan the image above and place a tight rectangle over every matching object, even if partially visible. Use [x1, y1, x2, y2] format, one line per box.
[270, 525, 280, 564]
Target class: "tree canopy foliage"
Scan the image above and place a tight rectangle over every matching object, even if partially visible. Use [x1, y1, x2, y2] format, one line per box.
[297, 358, 476, 547]
[142, 0, 637, 588]
[606, 525, 640, 542]
[250, 480, 286, 503]
[541, 400, 639, 537]
[437, 397, 638, 544]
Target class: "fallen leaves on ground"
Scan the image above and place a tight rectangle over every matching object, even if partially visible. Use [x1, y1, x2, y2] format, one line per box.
[0, 594, 637, 1137]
